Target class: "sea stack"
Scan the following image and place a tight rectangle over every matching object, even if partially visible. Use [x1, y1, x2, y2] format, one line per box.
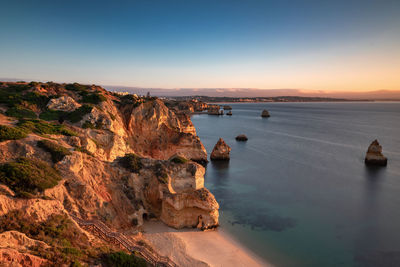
[210, 138, 231, 160]
[365, 139, 387, 166]
[261, 109, 270, 117]
[235, 134, 248, 141]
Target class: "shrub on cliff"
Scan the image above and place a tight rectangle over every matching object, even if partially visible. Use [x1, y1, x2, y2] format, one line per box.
[119, 153, 142, 173]
[17, 119, 77, 136]
[65, 82, 90, 92]
[170, 155, 188, 164]
[40, 105, 93, 123]
[5, 106, 37, 119]
[37, 140, 72, 163]
[81, 92, 107, 104]
[101, 252, 147, 267]
[0, 157, 61, 196]
[39, 109, 67, 121]
[0, 210, 103, 265]
[66, 104, 93, 123]
[0, 125, 28, 142]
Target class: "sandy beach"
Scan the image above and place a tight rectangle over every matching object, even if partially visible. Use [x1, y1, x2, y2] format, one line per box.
[142, 221, 272, 267]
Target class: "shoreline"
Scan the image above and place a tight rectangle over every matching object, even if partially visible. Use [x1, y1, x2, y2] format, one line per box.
[142, 221, 272, 267]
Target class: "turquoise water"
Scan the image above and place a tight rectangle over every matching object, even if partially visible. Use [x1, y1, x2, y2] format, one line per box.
[191, 102, 400, 267]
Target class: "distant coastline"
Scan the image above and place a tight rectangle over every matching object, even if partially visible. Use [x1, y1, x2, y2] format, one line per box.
[165, 95, 372, 103]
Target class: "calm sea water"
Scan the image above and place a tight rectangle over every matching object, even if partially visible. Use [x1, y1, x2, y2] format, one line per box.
[191, 102, 400, 267]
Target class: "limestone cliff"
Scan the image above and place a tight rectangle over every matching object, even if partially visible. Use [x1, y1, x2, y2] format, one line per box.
[0, 81, 218, 266]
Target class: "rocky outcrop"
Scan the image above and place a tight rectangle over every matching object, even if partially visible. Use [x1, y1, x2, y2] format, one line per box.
[235, 134, 248, 141]
[161, 188, 219, 230]
[0, 82, 219, 265]
[46, 96, 81, 111]
[127, 100, 207, 163]
[0, 248, 48, 267]
[365, 139, 387, 166]
[261, 109, 270, 117]
[223, 105, 232, 110]
[210, 138, 231, 160]
[207, 105, 222, 115]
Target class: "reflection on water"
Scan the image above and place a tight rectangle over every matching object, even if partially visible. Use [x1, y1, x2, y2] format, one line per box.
[193, 102, 400, 267]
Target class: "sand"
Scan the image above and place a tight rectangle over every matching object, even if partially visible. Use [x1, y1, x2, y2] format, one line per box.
[142, 221, 272, 267]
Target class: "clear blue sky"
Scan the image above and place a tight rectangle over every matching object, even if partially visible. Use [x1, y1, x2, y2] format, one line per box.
[1, 0, 399, 91]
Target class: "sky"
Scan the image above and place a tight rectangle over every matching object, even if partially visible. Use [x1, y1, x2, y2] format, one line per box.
[0, 0, 399, 92]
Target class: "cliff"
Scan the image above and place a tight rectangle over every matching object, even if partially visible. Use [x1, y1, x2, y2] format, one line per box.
[0, 81, 218, 266]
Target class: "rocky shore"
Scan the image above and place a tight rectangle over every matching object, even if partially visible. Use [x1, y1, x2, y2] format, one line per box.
[0, 81, 219, 266]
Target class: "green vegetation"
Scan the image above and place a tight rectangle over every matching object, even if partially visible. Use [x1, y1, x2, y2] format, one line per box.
[39, 109, 66, 121]
[0, 157, 61, 196]
[119, 153, 142, 173]
[65, 82, 90, 92]
[170, 155, 188, 164]
[37, 140, 72, 163]
[0, 125, 27, 142]
[81, 92, 107, 104]
[0, 210, 114, 266]
[0, 85, 50, 109]
[40, 105, 93, 123]
[66, 105, 93, 123]
[17, 119, 77, 136]
[5, 106, 37, 119]
[116, 94, 142, 108]
[75, 146, 94, 156]
[64, 83, 106, 104]
[101, 251, 147, 267]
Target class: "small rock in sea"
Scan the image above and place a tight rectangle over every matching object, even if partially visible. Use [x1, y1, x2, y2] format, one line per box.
[210, 138, 231, 160]
[235, 134, 248, 141]
[365, 139, 387, 166]
[261, 109, 270, 117]
[227, 111, 232, 116]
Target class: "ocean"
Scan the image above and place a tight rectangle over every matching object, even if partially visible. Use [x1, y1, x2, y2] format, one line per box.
[191, 102, 400, 267]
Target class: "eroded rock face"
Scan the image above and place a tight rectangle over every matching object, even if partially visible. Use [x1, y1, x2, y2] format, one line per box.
[210, 138, 231, 160]
[0, 248, 48, 267]
[365, 139, 387, 166]
[127, 100, 207, 163]
[161, 188, 219, 230]
[261, 109, 270, 117]
[0, 83, 220, 266]
[47, 96, 81, 111]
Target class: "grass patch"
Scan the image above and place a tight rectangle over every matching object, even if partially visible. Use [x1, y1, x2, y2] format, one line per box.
[170, 155, 188, 164]
[101, 251, 147, 267]
[0, 157, 61, 196]
[17, 119, 77, 136]
[0, 125, 27, 142]
[6, 106, 37, 119]
[119, 153, 142, 173]
[37, 140, 72, 163]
